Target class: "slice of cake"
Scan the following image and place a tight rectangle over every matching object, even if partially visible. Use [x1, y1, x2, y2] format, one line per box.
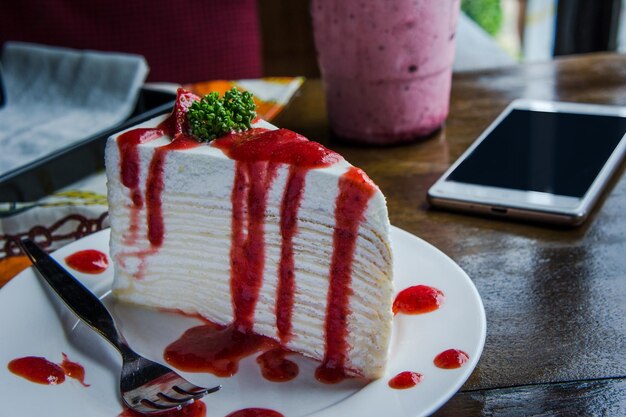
[105, 89, 393, 379]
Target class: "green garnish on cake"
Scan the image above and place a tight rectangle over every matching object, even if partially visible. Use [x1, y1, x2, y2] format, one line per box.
[187, 87, 256, 142]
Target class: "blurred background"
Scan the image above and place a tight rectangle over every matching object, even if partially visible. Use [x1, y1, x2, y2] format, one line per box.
[260, 0, 626, 76]
[0, 0, 625, 82]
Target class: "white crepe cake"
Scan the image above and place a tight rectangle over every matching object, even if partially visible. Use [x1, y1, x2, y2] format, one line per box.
[105, 89, 393, 379]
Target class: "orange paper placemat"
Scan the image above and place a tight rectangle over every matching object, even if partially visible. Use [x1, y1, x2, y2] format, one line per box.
[185, 77, 304, 121]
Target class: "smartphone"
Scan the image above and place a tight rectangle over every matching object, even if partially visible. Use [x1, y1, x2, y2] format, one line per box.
[427, 99, 626, 226]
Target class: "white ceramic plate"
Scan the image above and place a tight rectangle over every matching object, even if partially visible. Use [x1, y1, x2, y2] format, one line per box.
[0, 226, 485, 417]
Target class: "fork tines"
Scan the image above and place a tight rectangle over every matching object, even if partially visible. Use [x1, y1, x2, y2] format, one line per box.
[138, 384, 220, 412]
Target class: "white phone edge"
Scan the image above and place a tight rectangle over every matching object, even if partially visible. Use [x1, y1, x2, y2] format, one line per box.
[427, 99, 626, 226]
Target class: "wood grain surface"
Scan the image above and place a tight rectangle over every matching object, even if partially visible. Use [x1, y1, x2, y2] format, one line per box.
[273, 53, 626, 416]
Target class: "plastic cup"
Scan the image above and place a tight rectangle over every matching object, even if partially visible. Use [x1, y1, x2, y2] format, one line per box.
[311, 0, 460, 145]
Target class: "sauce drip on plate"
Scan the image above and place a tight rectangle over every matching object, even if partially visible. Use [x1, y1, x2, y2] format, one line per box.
[256, 348, 299, 382]
[434, 349, 470, 369]
[393, 285, 444, 315]
[164, 322, 275, 377]
[388, 371, 423, 389]
[8, 356, 65, 385]
[65, 250, 109, 274]
[8, 353, 88, 386]
[60, 353, 90, 386]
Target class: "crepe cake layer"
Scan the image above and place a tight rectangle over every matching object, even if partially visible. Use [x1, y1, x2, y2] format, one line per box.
[105, 93, 393, 379]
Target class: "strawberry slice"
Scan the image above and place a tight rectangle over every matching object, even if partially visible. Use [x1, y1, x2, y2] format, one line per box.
[159, 88, 200, 136]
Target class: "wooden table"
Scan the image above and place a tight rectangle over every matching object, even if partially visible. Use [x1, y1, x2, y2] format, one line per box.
[274, 53, 626, 416]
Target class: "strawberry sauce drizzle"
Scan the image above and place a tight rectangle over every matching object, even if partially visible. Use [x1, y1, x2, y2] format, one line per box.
[316, 167, 377, 383]
[229, 162, 251, 325]
[118, 128, 164, 207]
[229, 160, 279, 331]
[276, 167, 307, 342]
[213, 128, 342, 167]
[213, 129, 344, 346]
[115, 126, 165, 272]
[145, 134, 200, 246]
[116, 89, 200, 278]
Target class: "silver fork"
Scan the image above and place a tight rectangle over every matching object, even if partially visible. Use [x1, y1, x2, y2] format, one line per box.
[20, 239, 221, 414]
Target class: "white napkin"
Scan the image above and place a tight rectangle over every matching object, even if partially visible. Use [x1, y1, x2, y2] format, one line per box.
[0, 42, 148, 176]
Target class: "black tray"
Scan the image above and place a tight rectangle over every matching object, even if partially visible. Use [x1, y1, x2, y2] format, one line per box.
[0, 88, 175, 202]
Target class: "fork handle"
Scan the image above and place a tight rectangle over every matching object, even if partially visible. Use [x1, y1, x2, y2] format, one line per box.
[20, 239, 130, 355]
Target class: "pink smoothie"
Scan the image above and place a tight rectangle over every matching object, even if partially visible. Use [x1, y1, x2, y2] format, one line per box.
[311, 0, 460, 144]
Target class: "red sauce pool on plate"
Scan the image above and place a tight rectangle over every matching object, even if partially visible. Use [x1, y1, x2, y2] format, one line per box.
[434, 349, 470, 369]
[164, 322, 275, 377]
[65, 250, 109, 274]
[225, 409, 284, 417]
[118, 400, 206, 417]
[393, 285, 444, 315]
[8, 356, 65, 385]
[256, 348, 299, 382]
[314, 363, 351, 384]
[388, 371, 422, 389]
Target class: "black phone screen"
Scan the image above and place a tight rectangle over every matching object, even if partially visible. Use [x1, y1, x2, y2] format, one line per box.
[447, 109, 626, 197]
